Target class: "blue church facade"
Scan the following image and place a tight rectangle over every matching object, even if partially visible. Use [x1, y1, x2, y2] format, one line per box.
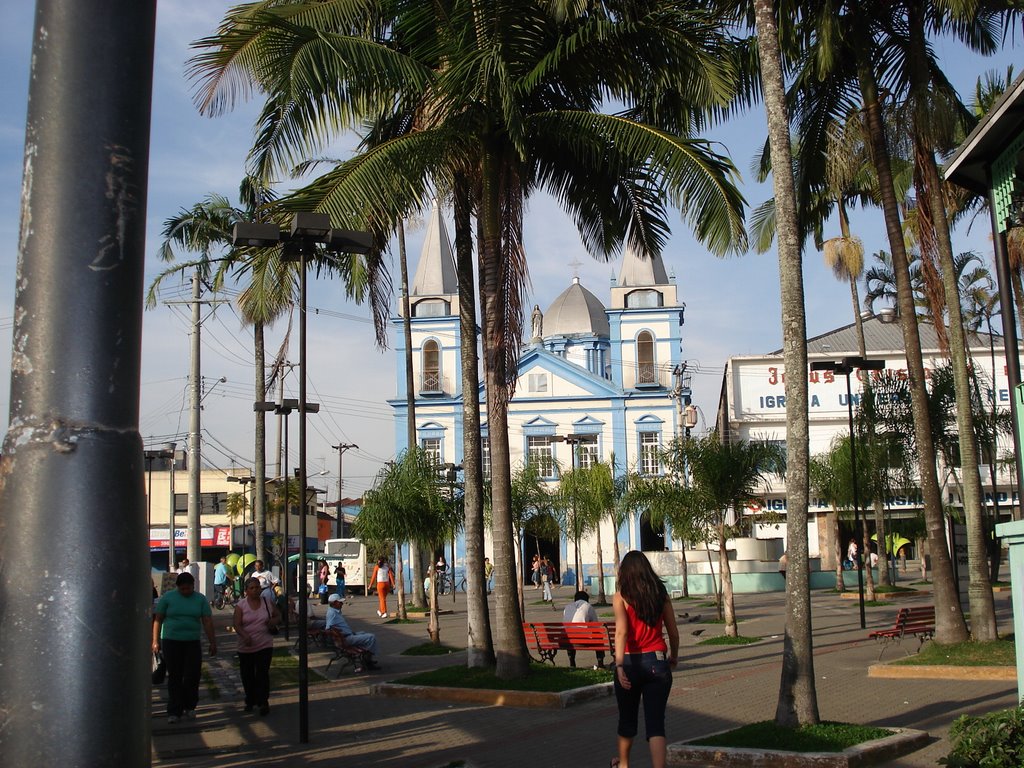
[387, 202, 694, 584]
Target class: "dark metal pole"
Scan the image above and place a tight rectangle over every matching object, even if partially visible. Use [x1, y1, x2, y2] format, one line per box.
[298, 249, 310, 743]
[283, 410, 290, 641]
[845, 370, 867, 630]
[0, 0, 156, 763]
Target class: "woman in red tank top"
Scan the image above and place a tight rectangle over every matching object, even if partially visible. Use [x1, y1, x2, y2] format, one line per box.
[611, 551, 679, 768]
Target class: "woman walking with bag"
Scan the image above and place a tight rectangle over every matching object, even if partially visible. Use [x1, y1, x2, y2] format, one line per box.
[233, 577, 281, 716]
[611, 551, 679, 768]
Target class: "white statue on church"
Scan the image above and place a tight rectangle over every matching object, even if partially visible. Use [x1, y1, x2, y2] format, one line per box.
[531, 304, 543, 341]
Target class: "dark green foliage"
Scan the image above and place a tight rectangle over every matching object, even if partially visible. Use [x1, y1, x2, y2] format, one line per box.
[942, 707, 1024, 767]
[699, 635, 760, 646]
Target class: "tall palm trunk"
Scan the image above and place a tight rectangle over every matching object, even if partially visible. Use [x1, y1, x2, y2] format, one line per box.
[254, 321, 267, 565]
[755, 0, 819, 728]
[856, 58, 968, 643]
[398, 220, 424, 612]
[833, 513, 846, 592]
[919, 151, 997, 638]
[719, 520, 737, 637]
[479, 146, 528, 678]
[838, 203, 890, 589]
[454, 177, 495, 666]
[906, 7, 996, 641]
[594, 518, 606, 604]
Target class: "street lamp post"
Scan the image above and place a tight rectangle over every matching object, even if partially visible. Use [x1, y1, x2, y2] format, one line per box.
[811, 356, 885, 630]
[145, 444, 176, 565]
[234, 214, 371, 744]
[257, 398, 299, 639]
[227, 475, 255, 556]
[552, 434, 586, 588]
[442, 463, 463, 603]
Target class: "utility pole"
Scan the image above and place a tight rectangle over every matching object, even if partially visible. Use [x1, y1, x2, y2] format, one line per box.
[165, 273, 228, 564]
[188, 270, 202, 563]
[332, 443, 358, 538]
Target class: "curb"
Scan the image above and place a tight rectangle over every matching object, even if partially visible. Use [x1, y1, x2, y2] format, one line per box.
[667, 727, 930, 767]
[373, 681, 613, 709]
[868, 663, 1016, 680]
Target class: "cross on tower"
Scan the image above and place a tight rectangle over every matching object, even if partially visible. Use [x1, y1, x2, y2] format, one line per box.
[568, 255, 583, 278]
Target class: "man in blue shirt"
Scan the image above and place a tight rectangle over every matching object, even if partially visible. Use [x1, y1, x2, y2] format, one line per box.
[326, 593, 380, 668]
[213, 557, 230, 605]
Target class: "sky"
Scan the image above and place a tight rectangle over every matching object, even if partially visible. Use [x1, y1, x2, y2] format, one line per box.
[0, 3, 1020, 499]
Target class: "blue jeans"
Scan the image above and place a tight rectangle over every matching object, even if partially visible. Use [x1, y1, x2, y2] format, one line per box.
[614, 651, 673, 740]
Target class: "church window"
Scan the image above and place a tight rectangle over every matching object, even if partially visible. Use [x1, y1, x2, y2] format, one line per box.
[637, 331, 656, 385]
[528, 373, 548, 392]
[639, 432, 661, 475]
[422, 340, 441, 392]
[626, 289, 662, 308]
[420, 437, 442, 464]
[414, 299, 450, 317]
[527, 435, 557, 479]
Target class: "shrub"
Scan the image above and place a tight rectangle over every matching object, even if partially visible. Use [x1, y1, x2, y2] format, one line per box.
[941, 706, 1024, 767]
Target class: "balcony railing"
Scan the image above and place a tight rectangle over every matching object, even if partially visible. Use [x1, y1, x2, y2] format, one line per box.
[635, 363, 668, 388]
[420, 371, 447, 395]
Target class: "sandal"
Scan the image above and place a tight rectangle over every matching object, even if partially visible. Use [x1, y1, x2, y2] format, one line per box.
[610, 760, 620, 768]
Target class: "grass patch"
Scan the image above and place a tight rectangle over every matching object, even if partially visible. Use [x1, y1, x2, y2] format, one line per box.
[862, 601, 893, 607]
[402, 642, 462, 656]
[385, 617, 420, 624]
[873, 584, 917, 593]
[396, 662, 612, 692]
[265, 648, 329, 689]
[698, 601, 719, 608]
[598, 611, 614, 618]
[891, 639, 1016, 667]
[689, 721, 892, 753]
[699, 635, 761, 646]
[910, 580, 931, 586]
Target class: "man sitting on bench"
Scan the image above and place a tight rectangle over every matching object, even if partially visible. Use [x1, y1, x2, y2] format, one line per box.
[563, 590, 605, 668]
[326, 593, 381, 669]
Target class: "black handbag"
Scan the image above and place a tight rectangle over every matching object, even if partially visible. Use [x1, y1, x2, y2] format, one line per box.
[265, 599, 280, 635]
[152, 651, 166, 685]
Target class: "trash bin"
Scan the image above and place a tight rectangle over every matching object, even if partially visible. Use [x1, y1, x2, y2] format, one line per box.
[318, 584, 329, 604]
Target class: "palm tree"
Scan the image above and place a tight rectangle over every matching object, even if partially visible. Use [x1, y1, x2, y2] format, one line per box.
[791, 0, 975, 645]
[507, 461, 559, 615]
[149, 179, 292, 566]
[662, 433, 785, 639]
[190, 0, 747, 679]
[357, 448, 463, 644]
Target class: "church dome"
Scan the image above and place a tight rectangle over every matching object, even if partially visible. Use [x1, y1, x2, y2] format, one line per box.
[543, 278, 609, 337]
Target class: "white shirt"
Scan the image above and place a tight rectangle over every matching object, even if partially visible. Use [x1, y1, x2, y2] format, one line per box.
[563, 599, 598, 624]
[252, 568, 279, 590]
[376, 565, 392, 583]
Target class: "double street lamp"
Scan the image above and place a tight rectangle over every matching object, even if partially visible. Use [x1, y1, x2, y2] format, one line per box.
[226, 474, 255, 556]
[234, 213, 371, 745]
[810, 355, 885, 630]
[144, 443, 177, 569]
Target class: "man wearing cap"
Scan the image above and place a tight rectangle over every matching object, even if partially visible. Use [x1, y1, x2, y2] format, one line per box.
[326, 592, 380, 669]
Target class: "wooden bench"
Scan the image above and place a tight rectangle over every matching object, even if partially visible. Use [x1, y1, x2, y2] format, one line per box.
[868, 606, 935, 658]
[305, 628, 371, 675]
[523, 621, 614, 666]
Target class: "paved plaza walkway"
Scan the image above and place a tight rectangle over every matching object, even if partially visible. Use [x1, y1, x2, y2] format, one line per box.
[152, 580, 1018, 767]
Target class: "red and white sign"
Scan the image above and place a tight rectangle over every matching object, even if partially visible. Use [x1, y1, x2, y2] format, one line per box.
[150, 526, 230, 549]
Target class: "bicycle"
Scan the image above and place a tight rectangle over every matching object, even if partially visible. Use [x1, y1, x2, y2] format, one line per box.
[212, 583, 239, 610]
[436, 572, 453, 596]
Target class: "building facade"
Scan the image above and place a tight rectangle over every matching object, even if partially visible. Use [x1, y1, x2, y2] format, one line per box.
[388, 202, 693, 583]
[717, 312, 1017, 570]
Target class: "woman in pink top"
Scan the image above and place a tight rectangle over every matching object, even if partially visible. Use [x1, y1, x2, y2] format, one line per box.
[611, 551, 679, 768]
[233, 577, 280, 716]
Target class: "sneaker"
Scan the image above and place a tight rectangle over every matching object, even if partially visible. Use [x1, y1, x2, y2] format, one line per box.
[381, 612, 389, 618]
[183, 710, 196, 720]
[259, 704, 270, 717]
[168, 715, 180, 724]
[375, 610, 382, 618]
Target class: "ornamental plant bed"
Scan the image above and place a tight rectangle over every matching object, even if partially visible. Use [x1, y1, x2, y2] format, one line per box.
[669, 721, 928, 767]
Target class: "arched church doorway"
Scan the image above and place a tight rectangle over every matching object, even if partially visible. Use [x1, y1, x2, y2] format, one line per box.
[639, 511, 666, 551]
[523, 513, 561, 584]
